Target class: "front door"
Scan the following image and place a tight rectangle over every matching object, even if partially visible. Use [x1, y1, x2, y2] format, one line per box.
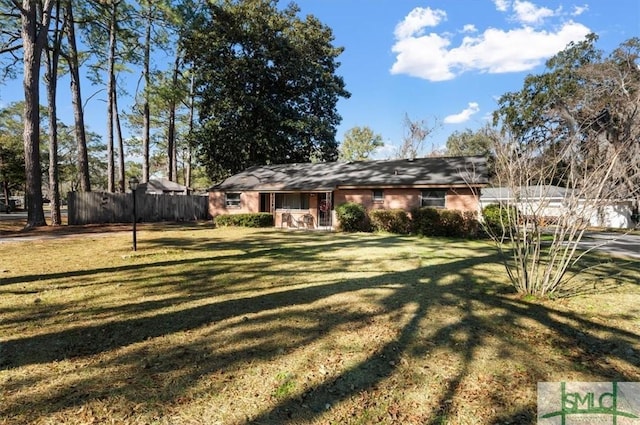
[317, 193, 332, 227]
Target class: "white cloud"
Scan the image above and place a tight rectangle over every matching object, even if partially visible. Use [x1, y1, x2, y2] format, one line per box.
[444, 102, 480, 124]
[512, 0, 556, 25]
[393, 7, 447, 40]
[572, 4, 589, 16]
[390, 2, 591, 82]
[375, 142, 398, 160]
[494, 0, 511, 12]
[462, 24, 477, 33]
[391, 33, 455, 81]
[454, 24, 591, 73]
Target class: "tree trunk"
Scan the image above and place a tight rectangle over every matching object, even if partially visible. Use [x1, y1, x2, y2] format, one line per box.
[1, 179, 9, 213]
[64, 0, 91, 192]
[167, 54, 179, 181]
[21, 0, 53, 228]
[45, 0, 63, 225]
[185, 73, 195, 188]
[114, 93, 125, 192]
[142, 7, 151, 183]
[185, 146, 192, 189]
[46, 76, 61, 225]
[106, 0, 117, 192]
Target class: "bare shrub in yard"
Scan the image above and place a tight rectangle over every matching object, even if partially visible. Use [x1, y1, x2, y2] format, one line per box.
[487, 35, 640, 297]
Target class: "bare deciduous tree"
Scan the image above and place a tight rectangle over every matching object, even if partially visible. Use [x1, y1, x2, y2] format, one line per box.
[395, 114, 438, 159]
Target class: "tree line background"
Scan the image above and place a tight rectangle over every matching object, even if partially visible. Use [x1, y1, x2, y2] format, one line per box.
[1, 0, 352, 228]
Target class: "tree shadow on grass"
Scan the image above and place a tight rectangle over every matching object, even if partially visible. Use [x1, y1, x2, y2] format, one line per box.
[247, 281, 638, 424]
[244, 252, 639, 423]
[0, 229, 406, 288]
[1, 231, 638, 424]
[0, 231, 427, 370]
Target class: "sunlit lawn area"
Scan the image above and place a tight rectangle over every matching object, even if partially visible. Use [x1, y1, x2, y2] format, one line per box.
[0, 225, 638, 424]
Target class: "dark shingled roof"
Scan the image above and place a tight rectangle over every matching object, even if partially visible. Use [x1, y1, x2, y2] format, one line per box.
[211, 156, 488, 192]
[140, 178, 188, 194]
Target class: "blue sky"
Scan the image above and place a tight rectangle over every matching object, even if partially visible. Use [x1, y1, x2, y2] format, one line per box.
[295, 0, 639, 157]
[1, 0, 639, 162]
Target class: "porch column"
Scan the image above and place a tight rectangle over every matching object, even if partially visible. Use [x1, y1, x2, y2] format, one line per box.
[270, 192, 276, 225]
[326, 191, 332, 228]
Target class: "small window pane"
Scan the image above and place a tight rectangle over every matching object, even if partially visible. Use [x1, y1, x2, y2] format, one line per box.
[421, 190, 446, 208]
[373, 189, 384, 202]
[226, 192, 241, 207]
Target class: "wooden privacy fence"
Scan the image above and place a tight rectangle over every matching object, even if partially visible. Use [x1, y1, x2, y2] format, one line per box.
[68, 191, 210, 225]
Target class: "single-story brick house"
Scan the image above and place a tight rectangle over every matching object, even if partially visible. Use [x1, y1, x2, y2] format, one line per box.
[208, 156, 489, 229]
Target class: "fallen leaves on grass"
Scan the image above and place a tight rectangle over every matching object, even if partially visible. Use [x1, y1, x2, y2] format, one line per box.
[0, 227, 638, 425]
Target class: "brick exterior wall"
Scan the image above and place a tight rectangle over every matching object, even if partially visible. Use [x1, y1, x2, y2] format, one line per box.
[209, 187, 480, 228]
[443, 187, 480, 212]
[209, 191, 260, 217]
[335, 187, 479, 213]
[335, 188, 420, 211]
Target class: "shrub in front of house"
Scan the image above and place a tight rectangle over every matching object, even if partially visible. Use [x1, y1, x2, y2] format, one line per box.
[368, 209, 411, 234]
[411, 207, 479, 238]
[461, 211, 481, 238]
[482, 204, 519, 237]
[438, 209, 466, 237]
[411, 207, 441, 236]
[336, 202, 369, 232]
[214, 213, 274, 228]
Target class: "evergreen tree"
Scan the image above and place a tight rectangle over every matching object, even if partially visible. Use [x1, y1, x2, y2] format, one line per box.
[181, 0, 350, 180]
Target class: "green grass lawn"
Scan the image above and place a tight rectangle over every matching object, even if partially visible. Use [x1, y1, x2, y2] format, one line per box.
[0, 225, 638, 424]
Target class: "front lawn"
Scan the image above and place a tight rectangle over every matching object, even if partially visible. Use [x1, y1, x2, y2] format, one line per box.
[0, 226, 638, 424]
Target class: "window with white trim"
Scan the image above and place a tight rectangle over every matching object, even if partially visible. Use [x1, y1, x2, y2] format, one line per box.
[372, 189, 384, 203]
[421, 190, 447, 208]
[225, 192, 241, 208]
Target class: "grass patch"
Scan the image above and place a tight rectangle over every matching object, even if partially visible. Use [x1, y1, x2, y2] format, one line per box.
[0, 226, 638, 424]
[273, 372, 296, 399]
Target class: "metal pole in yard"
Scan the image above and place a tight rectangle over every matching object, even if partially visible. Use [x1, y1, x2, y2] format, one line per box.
[129, 176, 139, 251]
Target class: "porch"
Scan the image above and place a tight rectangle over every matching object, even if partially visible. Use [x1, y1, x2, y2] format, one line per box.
[278, 210, 334, 231]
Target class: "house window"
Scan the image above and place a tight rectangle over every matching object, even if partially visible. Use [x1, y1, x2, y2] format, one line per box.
[372, 189, 384, 203]
[421, 190, 447, 208]
[225, 192, 241, 208]
[275, 193, 310, 210]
